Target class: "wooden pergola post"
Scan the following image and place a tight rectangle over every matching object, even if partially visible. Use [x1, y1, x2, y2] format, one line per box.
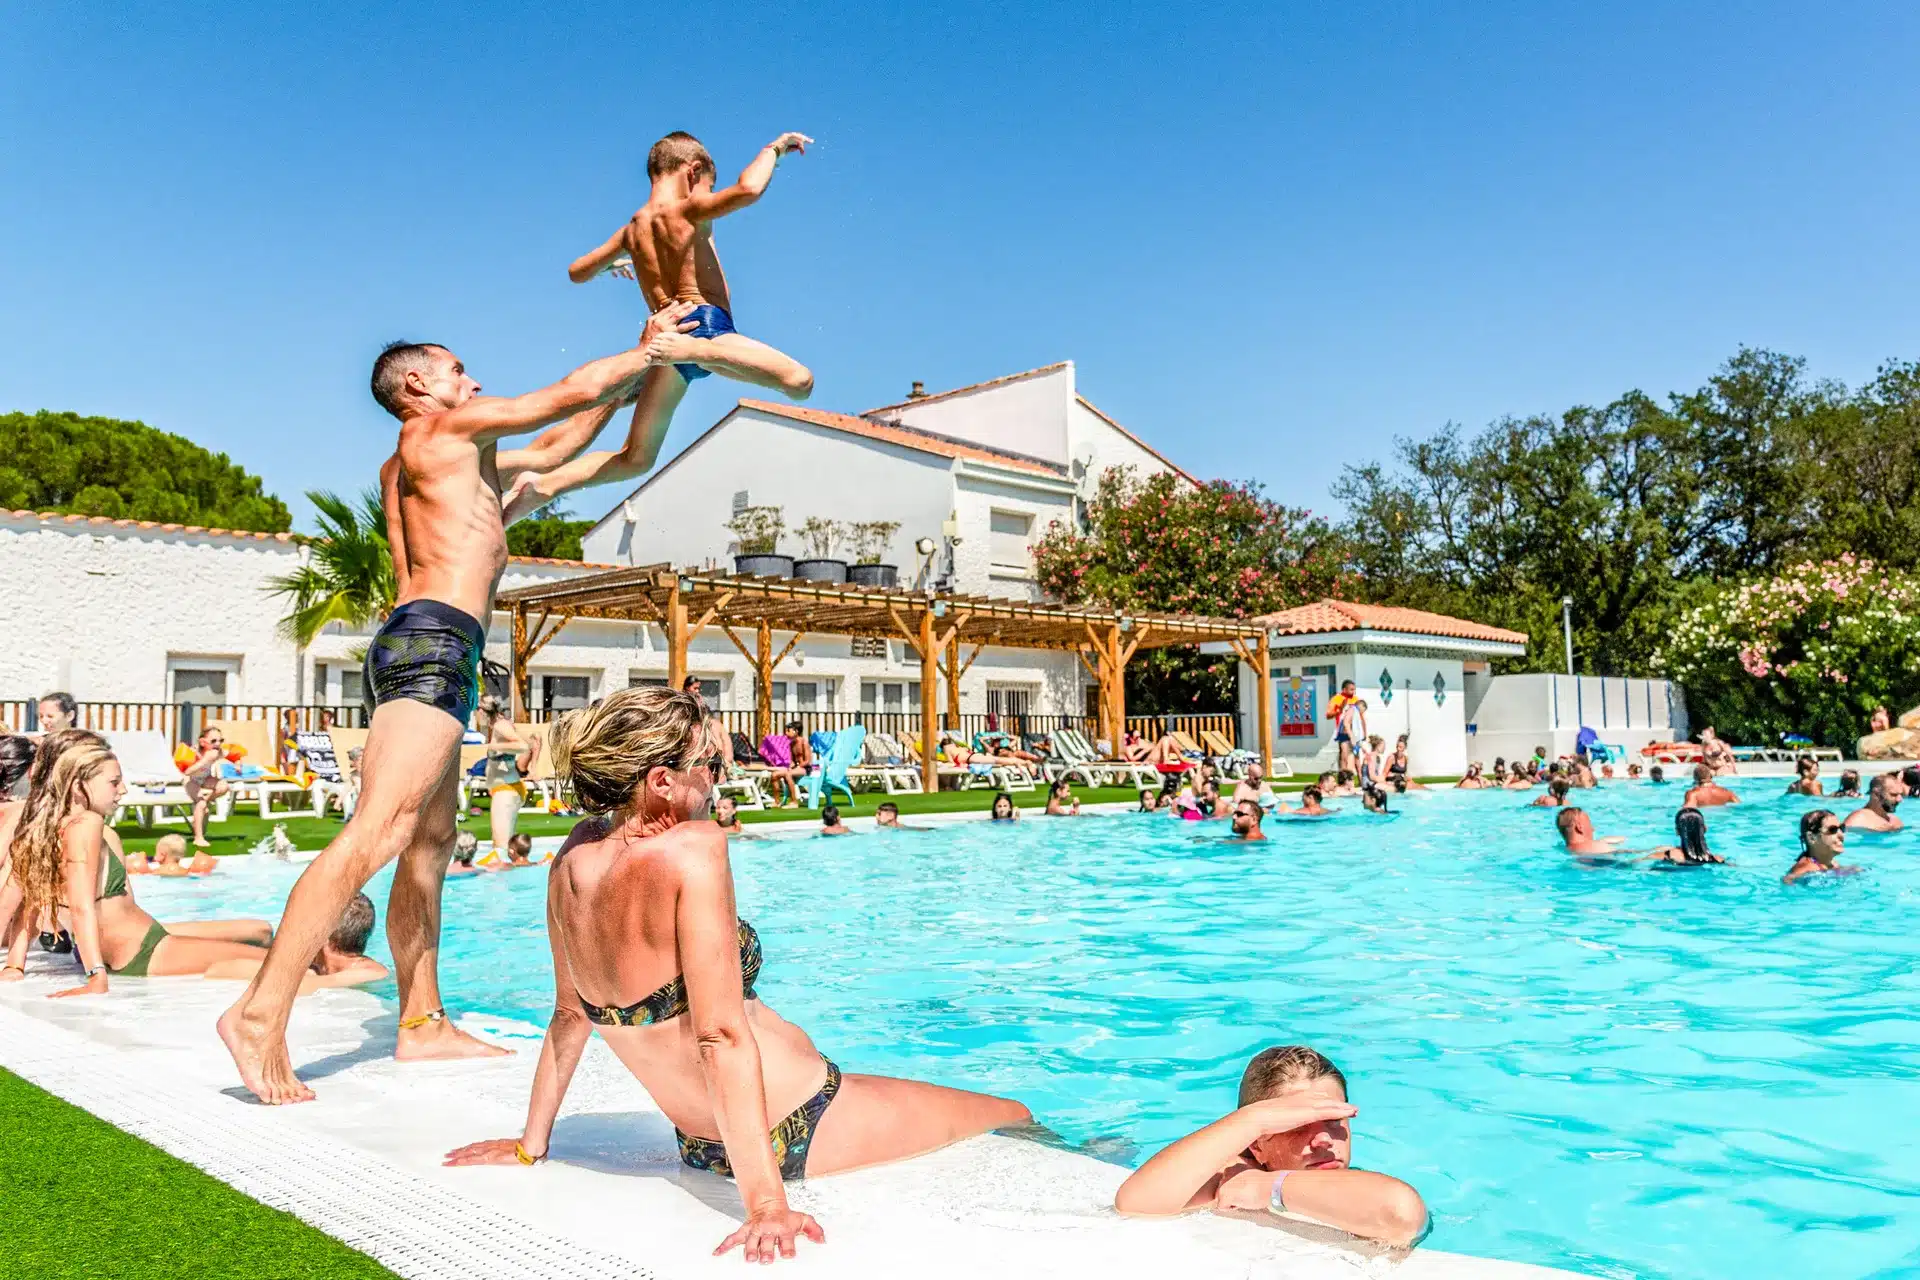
[918, 608, 939, 793]
[721, 619, 805, 746]
[1229, 629, 1275, 770]
[665, 586, 689, 690]
[510, 604, 529, 721]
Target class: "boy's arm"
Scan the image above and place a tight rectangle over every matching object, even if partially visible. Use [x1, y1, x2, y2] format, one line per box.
[1115, 1097, 1359, 1216]
[568, 225, 633, 283]
[684, 132, 812, 221]
[1215, 1168, 1429, 1247]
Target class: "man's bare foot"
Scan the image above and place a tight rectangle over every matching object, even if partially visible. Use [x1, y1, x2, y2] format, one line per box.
[394, 1016, 513, 1063]
[217, 998, 315, 1104]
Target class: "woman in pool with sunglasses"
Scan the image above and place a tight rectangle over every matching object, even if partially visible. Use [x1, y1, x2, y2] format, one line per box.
[444, 687, 1029, 1264]
[1785, 809, 1858, 883]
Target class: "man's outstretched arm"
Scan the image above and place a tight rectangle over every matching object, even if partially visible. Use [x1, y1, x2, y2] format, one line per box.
[684, 132, 812, 221]
[435, 348, 658, 446]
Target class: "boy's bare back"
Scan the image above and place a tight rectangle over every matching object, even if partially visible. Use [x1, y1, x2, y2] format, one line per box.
[621, 197, 731, 314]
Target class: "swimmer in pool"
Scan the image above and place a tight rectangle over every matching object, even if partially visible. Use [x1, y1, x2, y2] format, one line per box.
[1229, 800, 1266, 842]
[1115, 1044, 1427, 1246]
[552, 130, 815, 511]
[1644, 806, 1727, 866]
[1830, 769, 1862, 799]
[203, 893, 390, 995]
[1683, 764, 1739, 808]
[1293, 786, 1329, 816]
[1785, 809, 1858, 883]
[1044, 780, 1082, 816]
[1556, 806, 1626, 858]
[989, 792, 1019, 822]
[1531, 778, 1571, 808]
[818, 804, 851, 836]
[443, 689, 1028, 1264]
[1842, 775, 1904, 832]
[1361, 786, 1391, 815]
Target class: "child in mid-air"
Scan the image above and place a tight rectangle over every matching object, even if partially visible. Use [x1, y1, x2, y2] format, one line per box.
[556, 129, 815, 499]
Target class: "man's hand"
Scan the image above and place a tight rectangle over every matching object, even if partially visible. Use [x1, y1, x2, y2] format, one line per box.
[769, 132, 813, 157]
[640, 300, 699, 349]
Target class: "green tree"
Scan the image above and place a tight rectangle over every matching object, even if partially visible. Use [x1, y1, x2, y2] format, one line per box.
[0, 410, 289, 531]
[268, 490, 395, 647]
[1034, 468, 1345, 711]
[505, 502, 595, 561]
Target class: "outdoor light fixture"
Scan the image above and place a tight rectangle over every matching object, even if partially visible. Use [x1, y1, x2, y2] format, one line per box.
[1561, 595, 1575, 675]
[915, 537, 936, 555]
[1118, 617, 1133, 632]
[677, 576, 692, 593]
[932, 601, 948, 617]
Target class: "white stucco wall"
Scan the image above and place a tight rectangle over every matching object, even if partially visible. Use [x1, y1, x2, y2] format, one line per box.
[1468, 674, 1681, 766]
[951, 470, 1076, 602]
[1067, 399, 1184, 489]
[0, 515, 306, 704]
[580, 407, 957, 571]
[879, 365, 1074, 466]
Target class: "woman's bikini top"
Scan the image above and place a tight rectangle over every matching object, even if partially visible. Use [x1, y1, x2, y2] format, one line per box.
[99, 847, 130, 901]
[579, 919, 762, 1027]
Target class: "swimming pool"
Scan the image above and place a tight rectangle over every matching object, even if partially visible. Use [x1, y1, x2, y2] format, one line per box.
[139, 781, 1920, 1279]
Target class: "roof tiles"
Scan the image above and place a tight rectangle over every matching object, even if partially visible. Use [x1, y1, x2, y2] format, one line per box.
[1256, 599, 1528, 645]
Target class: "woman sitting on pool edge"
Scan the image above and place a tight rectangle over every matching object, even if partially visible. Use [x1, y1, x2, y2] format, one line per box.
[1115, 1044, 1427, 1246]
[2, 731, 273, 990]
[444, 688, 1030, 1263]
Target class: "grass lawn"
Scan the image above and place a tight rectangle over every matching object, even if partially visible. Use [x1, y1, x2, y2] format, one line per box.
[113, 774, 1466, 855]
[0, 1066, 399, 1279]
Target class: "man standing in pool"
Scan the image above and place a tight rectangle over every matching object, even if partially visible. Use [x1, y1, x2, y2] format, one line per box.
[219, 312, 696, 1105]
[539, 130, 816, 504]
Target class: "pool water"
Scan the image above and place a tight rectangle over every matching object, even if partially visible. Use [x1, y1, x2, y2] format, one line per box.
[139, 781, 1920, 1279]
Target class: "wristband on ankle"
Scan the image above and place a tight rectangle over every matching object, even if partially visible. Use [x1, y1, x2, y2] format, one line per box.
[1269, 1171, 1290, 1213]
[398, 1008, 446, 1031]
[515, 1141, 545, 1166]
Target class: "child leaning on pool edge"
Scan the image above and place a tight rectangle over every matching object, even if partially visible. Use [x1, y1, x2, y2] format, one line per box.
[1114, 1045, 1428, 1247]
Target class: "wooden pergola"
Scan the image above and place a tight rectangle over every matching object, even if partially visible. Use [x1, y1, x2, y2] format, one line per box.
[497, 565, 1275, 794]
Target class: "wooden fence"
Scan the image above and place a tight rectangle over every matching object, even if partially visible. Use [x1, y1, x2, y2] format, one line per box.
[0, 701, 369, 741]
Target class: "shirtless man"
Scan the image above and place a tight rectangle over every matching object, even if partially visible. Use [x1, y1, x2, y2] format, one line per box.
[1555, 807, 1626, 857]
[1842, 775, 1904, 832]
[548, 130, 815, 505]
[219, 313, 690, 1104]
[1232, 760, 1276, 811]
[1683, 764, 1739, 808]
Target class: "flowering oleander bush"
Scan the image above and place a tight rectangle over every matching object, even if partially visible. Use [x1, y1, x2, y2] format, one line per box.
[1652, 555, 1920, 748]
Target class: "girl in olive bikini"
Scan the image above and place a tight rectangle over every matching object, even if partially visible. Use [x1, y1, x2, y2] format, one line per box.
[3, 733, 271, 992]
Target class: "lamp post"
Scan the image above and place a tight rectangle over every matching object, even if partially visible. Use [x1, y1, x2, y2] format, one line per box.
[1561, 596, 1575, 675]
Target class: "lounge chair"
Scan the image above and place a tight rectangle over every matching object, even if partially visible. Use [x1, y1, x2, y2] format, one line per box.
[1199, 728, 1266, 777]
[104, 730, 202, 827]
[1057, 729, 1154, 789]
[208, 719, 312, 818]
[851, 732, 924, 795]
[899, 734, 979, 790]
[804, 724, 863, 808]
[1780, 733, 1842, 763]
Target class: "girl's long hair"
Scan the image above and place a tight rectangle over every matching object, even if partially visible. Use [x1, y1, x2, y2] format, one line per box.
[9, 730, 113, 918]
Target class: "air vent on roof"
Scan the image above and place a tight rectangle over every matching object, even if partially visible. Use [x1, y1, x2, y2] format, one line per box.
[908, 381, 927, 399]
[731, 490, 750, 514]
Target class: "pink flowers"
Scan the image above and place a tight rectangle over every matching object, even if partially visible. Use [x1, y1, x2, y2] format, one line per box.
[1738, 647, 1773, 678]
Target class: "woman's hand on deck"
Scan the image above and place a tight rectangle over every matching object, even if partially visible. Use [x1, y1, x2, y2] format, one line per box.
[715, 1207, 825, 1263]
[443, 1137, 539, 1166]
[49, 972, 108, 999]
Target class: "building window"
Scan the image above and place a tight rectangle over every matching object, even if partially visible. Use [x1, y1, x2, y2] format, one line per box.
[988, 509, 1033, 576]
[731, 490, 750, 515]
[767, 679, 835, 714]
[168, 657, 238, 705]
[860, 680, 921, 714]
[541, 675, 591, 713]
[632, 673, 720, 708]
[850, 637, 887, 659]
[986, 684, 1034, 718]
[340, 668, 365, 708]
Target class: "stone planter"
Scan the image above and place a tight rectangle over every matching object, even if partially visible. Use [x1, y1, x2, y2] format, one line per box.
[847, 563, 898, 588]
[792, 558, 850, 584]
[734, 553, 795, 578]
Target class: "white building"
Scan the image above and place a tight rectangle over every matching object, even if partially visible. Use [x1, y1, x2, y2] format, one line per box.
[1, 362, 1195, 729]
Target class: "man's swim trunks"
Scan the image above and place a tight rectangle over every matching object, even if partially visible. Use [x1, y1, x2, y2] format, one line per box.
[363, 600, 484, 726]
[673, 304, 735, 382]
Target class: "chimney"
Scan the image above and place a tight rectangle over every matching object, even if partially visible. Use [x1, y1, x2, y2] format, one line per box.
[908, 380, 927, 399]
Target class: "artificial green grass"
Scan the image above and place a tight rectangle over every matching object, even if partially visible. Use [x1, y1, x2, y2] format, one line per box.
[112, 774, 1466, 854]
[0, 1066, 400, 1279]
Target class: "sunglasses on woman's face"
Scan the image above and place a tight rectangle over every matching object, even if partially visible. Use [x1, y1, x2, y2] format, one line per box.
[1820, 823, 1844, 836]
[685, 752, 724, 776]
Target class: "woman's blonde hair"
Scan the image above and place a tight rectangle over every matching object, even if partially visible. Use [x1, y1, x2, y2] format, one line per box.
[548, 687, 710, 814]
[9, 729, 115, 918]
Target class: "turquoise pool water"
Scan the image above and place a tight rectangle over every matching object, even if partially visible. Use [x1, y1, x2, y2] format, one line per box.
[140, 781, 1920, 1279]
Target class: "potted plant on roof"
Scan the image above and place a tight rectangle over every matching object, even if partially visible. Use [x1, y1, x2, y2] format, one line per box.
[729, 505, 792, 578]
[792, 517, 848, 584]
[845, 520, 901, 588]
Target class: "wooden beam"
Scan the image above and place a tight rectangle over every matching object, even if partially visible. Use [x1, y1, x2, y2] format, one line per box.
[1075, 646, 1103, 685]
[510, 604, 529, 721]
[688, 590, 735, 638]
[1255, 629, 1273, 773]
[888, 605, 922, 658]
[919, 609, 940, 794]
[666, 588, 689, 690]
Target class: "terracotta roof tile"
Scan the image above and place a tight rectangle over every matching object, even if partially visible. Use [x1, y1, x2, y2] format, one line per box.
[1256, 599, 1528, 646]
[863, 363, 1071, 415]
[4, 507, 616, 569]
[3, 508, 296, 542]
[737, 400, 1065, 477]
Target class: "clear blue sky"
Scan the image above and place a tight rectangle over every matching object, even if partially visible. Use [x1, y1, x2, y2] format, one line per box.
[5, 3, 1918, 530]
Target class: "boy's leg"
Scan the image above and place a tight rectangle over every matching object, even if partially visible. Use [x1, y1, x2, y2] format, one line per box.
[501, 366, 690, 525]
[217, 699, 465, 1103]
[653, 331, 813, 401]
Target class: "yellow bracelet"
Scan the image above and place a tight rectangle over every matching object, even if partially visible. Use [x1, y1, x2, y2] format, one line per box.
[514, 1141, 545, 1166]
[398, 1008, 446, 1031]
